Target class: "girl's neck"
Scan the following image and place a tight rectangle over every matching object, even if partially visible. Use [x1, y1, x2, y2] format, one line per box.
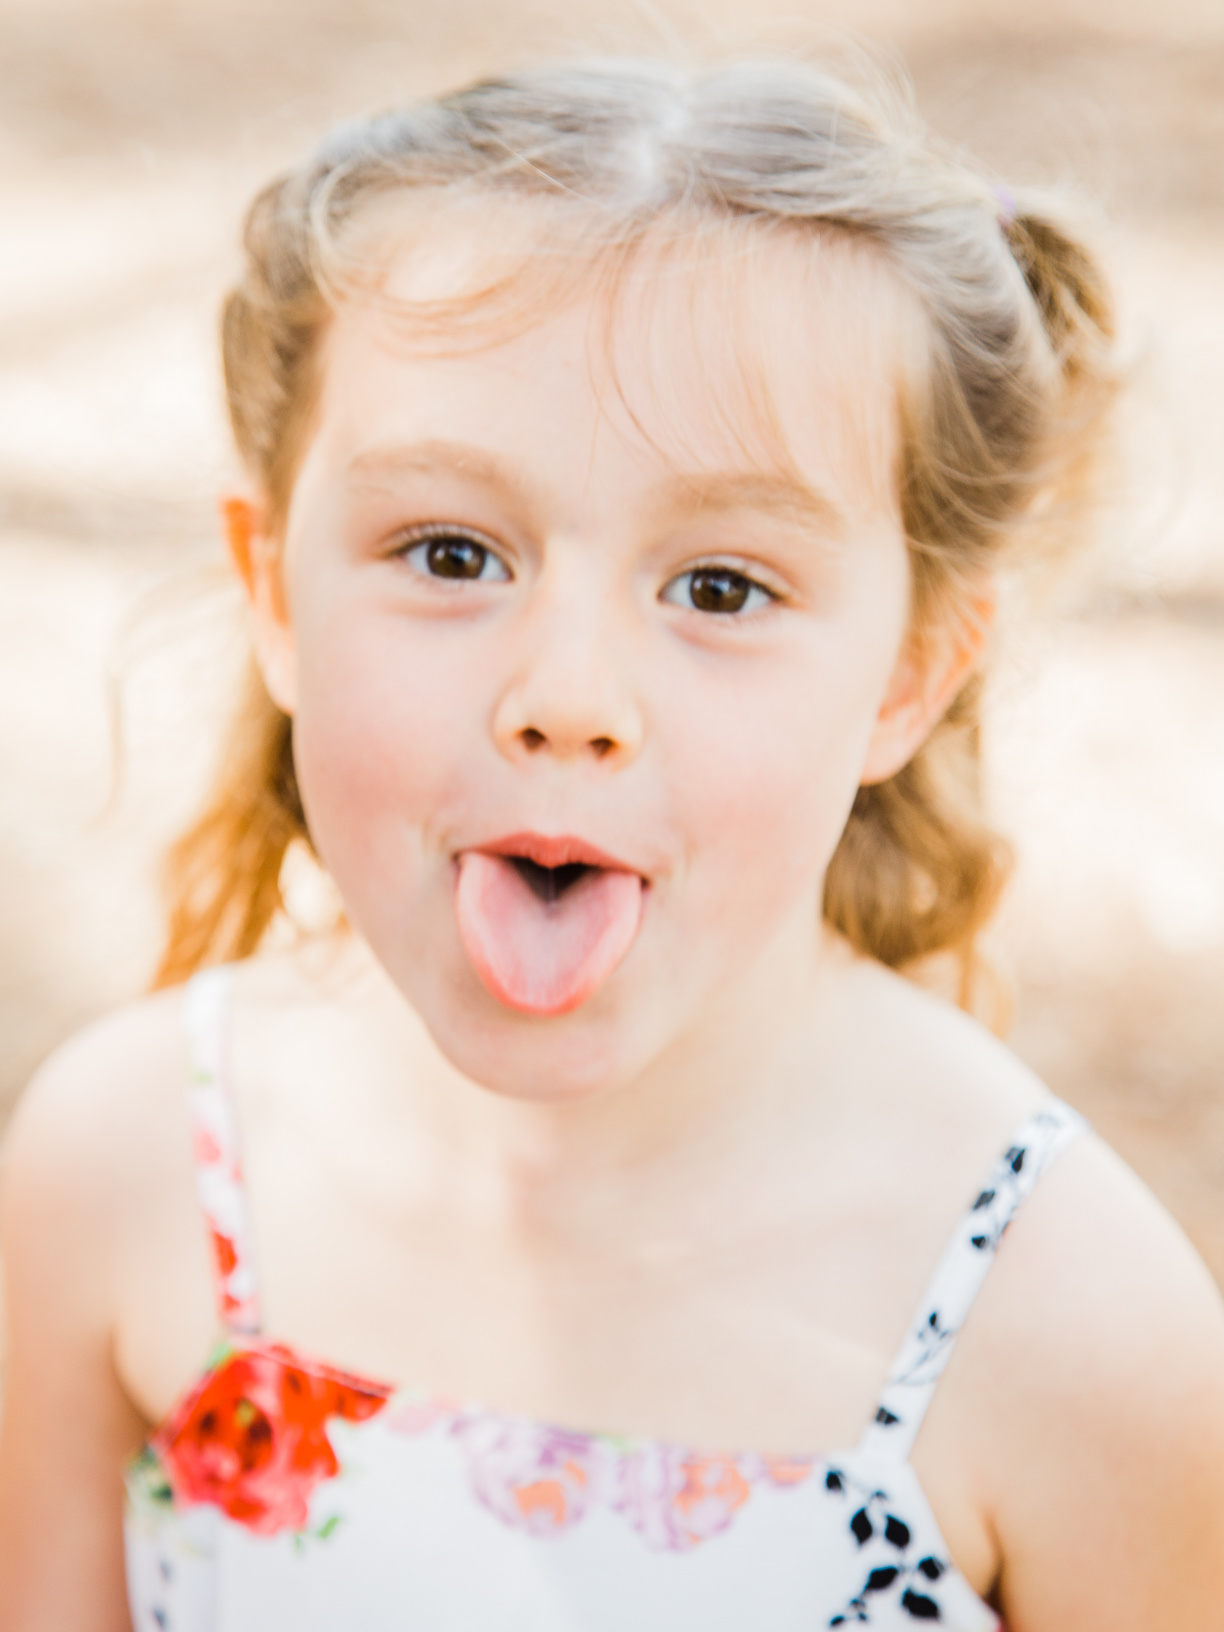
[306, 920, 864, 1223]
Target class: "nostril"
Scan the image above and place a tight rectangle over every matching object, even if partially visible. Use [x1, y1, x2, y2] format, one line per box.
[591, 736, 615, 758]
[521, 727, 546, 751]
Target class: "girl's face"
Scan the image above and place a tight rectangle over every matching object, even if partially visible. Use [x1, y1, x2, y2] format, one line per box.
[245, 226, 959, 1100]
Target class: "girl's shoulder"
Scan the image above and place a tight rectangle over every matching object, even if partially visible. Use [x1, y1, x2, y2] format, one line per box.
[845, 969, 1224, 1418]
[848, 974, 1224, 1621]
[3, 985, 207, 1330]
[1, 983, 214, 1422]
[6, 983, 194, 1210]
[7, 946, 316, 1179]
[938, 1122, 1224, 1625]
[864, 960, 1224, 1386]
[2, 948, 346, 1285]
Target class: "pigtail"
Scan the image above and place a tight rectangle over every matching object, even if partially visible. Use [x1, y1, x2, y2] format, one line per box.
[1004, 206, 1119, 537]
[1005, 208, 1115, 391]
[152, 667, 306, 988]
[823, 675, 1012, 983]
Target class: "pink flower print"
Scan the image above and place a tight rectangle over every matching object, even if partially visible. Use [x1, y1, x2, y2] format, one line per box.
[760, 1454, 814, 1489]
[454, 1416, 597, 1537]
[383, 1397, 462, 1437]
[614, 1446, 751, 1551]
[192, 1123, 224, 1168]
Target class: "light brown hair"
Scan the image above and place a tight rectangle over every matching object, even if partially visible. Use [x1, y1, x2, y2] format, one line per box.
[154, 58, 1116, 1006]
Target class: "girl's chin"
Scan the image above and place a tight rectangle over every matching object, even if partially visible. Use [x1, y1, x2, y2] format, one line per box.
[404, 958, 660, 1103]
[444, 1004, 646, 1103]
[334, 916, 649, 1099]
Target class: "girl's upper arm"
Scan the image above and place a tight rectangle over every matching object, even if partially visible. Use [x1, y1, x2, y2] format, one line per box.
[983, 1136, 1224, 1632]
[0, 1016, 168, 1632]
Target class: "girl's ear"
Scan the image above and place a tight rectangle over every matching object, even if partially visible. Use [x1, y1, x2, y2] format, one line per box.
[858, 589, 995, 787]
[222, 494, 298, 716]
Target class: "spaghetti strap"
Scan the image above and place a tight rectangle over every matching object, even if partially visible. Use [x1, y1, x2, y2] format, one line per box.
[183, 966, 262, 1336]
[858, 1100, 1086, 1462]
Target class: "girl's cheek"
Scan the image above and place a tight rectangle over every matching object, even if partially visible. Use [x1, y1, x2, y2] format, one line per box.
[290, 615, 479, 873]
[661, 662, 876, 928]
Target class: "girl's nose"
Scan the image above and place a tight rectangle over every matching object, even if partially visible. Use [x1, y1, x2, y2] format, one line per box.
[491, 611, 645, 769]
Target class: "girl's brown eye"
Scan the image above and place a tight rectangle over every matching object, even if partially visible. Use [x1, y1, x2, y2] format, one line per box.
[663, 566, 773, 616]
[428, 536, 489, 578]
[690, 569, 749, 613]
[403, 532, 511, 583]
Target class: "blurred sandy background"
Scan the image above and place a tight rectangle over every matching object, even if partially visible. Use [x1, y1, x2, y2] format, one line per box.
[2, 0, 1223, 1274]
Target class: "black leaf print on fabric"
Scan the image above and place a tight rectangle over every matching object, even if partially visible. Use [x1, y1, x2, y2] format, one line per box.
[827, 1109, 1078, 1629]
[877, 1111, 1078, 1425]
[823, 1468, 948, 1627]
[901, 1590, 941, 1619]
[865, 1568, 900, 1592]
[886, 1308, 955, 1393]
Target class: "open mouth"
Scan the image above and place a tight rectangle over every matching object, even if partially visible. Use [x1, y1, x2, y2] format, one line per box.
[508, 857, 595, 904]
[454, 837, 645, 1017]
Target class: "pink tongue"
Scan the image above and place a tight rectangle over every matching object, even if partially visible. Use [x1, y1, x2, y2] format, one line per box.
[455, 853, 643, 1017]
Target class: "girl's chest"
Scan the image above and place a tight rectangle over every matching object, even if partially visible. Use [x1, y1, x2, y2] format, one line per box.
[127, 1146, 985, 1471]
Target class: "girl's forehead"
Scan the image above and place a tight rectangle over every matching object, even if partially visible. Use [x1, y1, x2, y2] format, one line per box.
[311, 209, 917, 526]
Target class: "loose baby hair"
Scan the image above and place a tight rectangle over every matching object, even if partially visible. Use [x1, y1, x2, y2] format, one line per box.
[154, 56, 1116, 1005]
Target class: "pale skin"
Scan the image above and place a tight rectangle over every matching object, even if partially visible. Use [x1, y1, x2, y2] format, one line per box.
[3, 227, 1224, 1631]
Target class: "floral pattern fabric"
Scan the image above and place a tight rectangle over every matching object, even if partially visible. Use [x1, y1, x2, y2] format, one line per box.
[147, 1341, 390, 1535]
[124, 967, 1085, 1631]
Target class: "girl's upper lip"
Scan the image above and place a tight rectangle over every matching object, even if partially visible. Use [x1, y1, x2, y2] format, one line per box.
[471, 831, 641, 874]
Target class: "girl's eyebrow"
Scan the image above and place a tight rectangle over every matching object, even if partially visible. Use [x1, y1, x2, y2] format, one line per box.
[346, 439, 850, 535]
[673, 472, 849, 534]
[346, 439, 542, 510]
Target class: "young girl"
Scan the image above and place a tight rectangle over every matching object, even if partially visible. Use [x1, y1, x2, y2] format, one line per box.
[2, 56, 1223, 1632]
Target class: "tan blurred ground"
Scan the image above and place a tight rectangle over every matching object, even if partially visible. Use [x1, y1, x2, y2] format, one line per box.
[2, 0, 1224, 1274]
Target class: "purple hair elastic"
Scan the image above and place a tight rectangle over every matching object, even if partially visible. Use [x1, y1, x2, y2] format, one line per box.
[992, 183, 1017, 229]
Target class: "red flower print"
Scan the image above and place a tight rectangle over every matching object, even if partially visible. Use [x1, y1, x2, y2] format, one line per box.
[211, 1229, 238, 1281]
[155, 1344, 390, 1536]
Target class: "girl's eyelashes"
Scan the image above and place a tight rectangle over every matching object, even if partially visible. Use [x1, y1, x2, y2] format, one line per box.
[393, 531, 778, 614]
[660, 565, 778, 617]
[398, 527, 512, 584]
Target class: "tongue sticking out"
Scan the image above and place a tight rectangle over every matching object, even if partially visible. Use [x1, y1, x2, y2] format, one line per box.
[455, 852, 643, 1017]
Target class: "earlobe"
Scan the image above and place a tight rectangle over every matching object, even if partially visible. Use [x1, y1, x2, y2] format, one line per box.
[859, 592, 994, 787]
[221, 493, 298, 716]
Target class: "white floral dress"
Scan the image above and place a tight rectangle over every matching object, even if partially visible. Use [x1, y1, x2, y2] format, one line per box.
[124, 968, 1085, 1631]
